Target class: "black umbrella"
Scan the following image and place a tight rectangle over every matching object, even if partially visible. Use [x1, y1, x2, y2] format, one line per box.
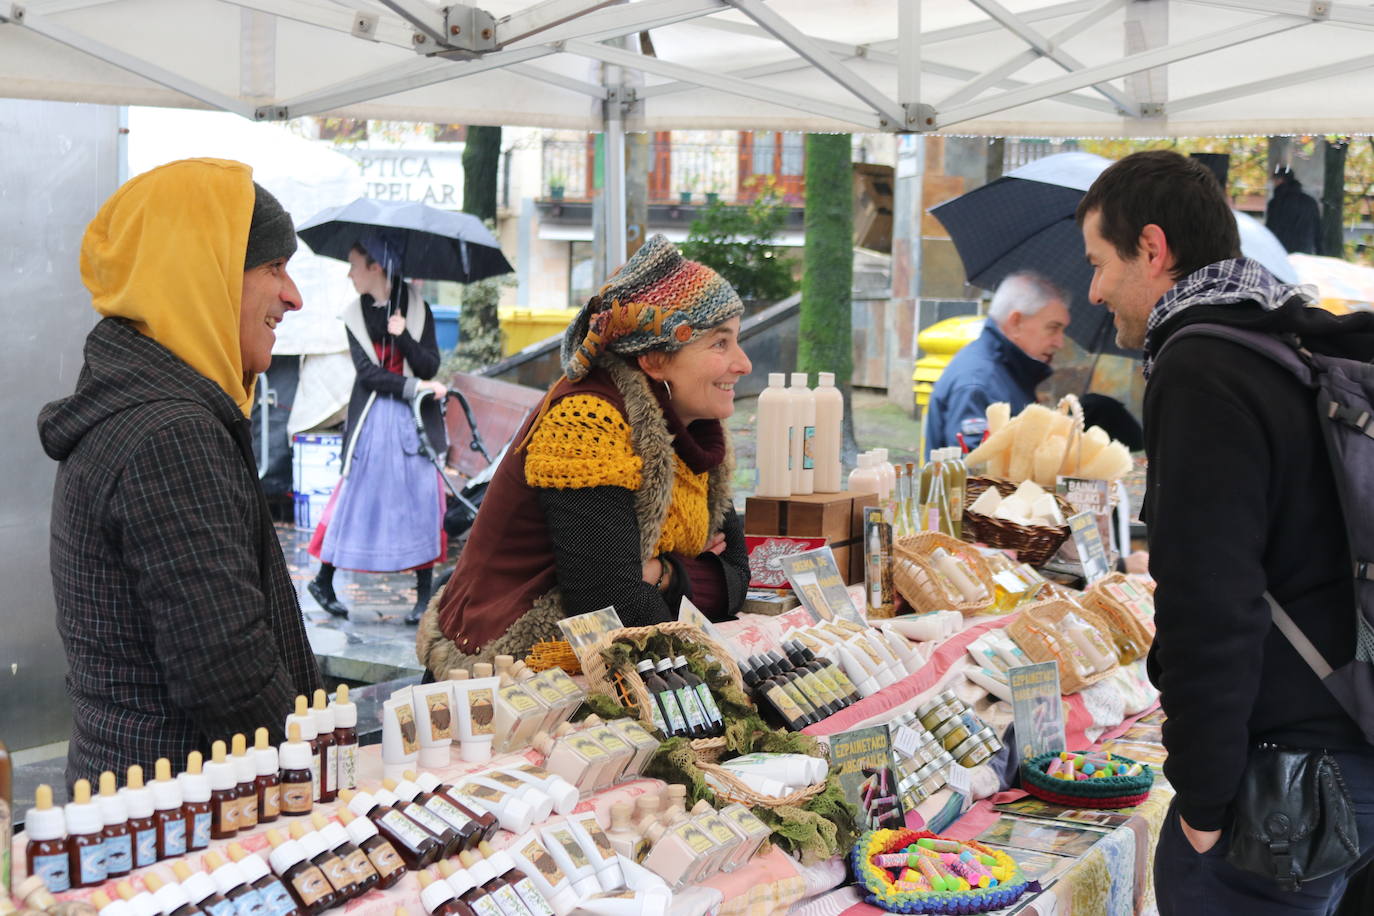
[296, 197, 513, 284]
[929, 151, 1296, 358]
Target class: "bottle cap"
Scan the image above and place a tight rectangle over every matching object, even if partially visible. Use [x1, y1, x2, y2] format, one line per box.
[150, 878, 193, 914]
[609, 801, 633, 828]
[319, 821, 350, 851]
[179, 754, 212, 805]
[448, 669, 470, 681]
[473, 663, 494, 678]
[292, 824, 326, 859]
[459, 736, 492, 764]
[311, 690, 336, 734]
[266, 830, 307, 875]
[818, 371, 834, 386]
[120, 765, 155, 819]
[20, 785, 63, 841]
[97, 771, 129, 826]
[344, 790, 378, 820]
[768, 372, 785, 387]
[287, 695, 317, 742]
[332, 685, 357, 729]
[419, 875, 456, 914]
[458, 850, 494, 885]
[443, 866, 476, 898]
[203, 852, 243, 895]
[63, 778, 105, 835]
[492, 794, 534, 834]
[532, 732, 554, 755]
[280, 722, 313, 771]
[254, 727, 280, 776]
[790, 372, 808, 387]
[538, 776, 578, 815]
[232, 848, 271, 885]
[412, 772, 443, 794]
[654, 658, 672, 673]
[340, 807, 379, 845]
[372, 787, 401, 808]
[390, 778, 422, 802]
[180, 872, 218, 907]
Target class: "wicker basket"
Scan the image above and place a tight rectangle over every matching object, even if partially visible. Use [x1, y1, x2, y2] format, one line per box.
[698, 758, 827, 810]
[962, 476, 1075, 567]
[1006, 599, 1120, 693]
[581, 620, 745, 761]
[892, 531, 997, 616]
[1082, 573, 1156, 656]
[1020, 751, 1153, 809]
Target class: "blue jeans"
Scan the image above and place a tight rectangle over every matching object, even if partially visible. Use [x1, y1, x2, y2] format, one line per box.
[1155, 747, 1374, 915]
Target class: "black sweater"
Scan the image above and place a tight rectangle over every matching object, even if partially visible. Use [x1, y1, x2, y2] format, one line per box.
[1143, 302, 1374, 830]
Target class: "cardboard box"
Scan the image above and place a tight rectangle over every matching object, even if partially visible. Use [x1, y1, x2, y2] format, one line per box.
[744, 490, 880, 584]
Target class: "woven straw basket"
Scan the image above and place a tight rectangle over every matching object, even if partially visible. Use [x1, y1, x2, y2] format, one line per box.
[697, 758, 827, 810]
[892, 531, 996, 616]
[961, 476, 1075, 567]
[1081, 573, 1156, 659]
[581, 620, 744, 762]
[1006, 599, 1120, 693]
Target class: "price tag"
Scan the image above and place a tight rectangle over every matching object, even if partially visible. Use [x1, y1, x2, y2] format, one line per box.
[891, 725, 922, 759]
[1067, 511, 1112, 584]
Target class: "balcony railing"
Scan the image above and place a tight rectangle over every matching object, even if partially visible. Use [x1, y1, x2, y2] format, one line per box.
[541, 137, 778, 204]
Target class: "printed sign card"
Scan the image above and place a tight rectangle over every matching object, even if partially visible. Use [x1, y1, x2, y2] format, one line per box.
[1067, 511, 1112, 584]
[1008, 661, 1065, 762]
[829, 725, 905, 830]
[557, 606, 625, 666]
[778, 546, 866, 627]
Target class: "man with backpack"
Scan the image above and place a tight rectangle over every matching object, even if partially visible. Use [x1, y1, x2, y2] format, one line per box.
[1078, 150, 1374, 913]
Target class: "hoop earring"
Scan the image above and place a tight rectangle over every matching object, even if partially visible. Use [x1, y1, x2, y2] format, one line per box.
[662, 379, 673, 400]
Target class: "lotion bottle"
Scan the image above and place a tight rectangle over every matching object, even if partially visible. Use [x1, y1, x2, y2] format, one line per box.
[380, 778, 465, 857]
[788, 372, 816, 494]
[754, 372, 792, 497]
[812, 372, 843, 492]
[456, 849, 537, 916]
[433, 864, 496, 916]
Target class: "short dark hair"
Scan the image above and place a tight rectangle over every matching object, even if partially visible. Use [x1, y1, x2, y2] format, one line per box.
[350, 243, 377, 267]
[1075, 150, 1239, 281]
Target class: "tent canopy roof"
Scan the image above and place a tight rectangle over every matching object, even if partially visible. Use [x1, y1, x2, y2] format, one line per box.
[4, 0, 1374, 136]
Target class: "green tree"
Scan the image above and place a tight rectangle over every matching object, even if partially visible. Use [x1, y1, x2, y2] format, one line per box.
[799, 133, 858, 458]
[453, 126, 505, 369]
[681, 177, 796, 302]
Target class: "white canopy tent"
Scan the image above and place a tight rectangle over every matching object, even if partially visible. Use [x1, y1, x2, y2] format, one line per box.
[5, 0, 1374, 268]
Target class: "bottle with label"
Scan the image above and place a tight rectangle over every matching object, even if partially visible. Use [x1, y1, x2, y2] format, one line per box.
[288, 822, 357, 902]
[180, 751, 213, 851]
[65, 779, 106, 888]
[204, 741, 238, 840]
[943, 449, 966, 539]
[788, 372, 816, 495]
[654, 658, 710, 739]
[409, 772, 499, 844]
[812, 372, 844, 493]
[923, 456, 954, 536]
[416, 871, 474, 916]
[285, 697, 321, 804]
[433, 864, 497, 916]
[310, 692, 337, 804]
[144, 872, 207, 916]
[150, 758, 187, 861]
[739, 662, 808, 731]
[172, 861, 237, 916]
[671, 656, 724, 735]
[873, 448, 895, 503]
[265, 829, 336, 916]
[767, 650, 841, 717]
[97, 771, 132, 880]
[277, 723, 314, 818]
[120, 765, 158, 870]
[847, 453, 880, 496]
[226, 842, 302, 916]
[330, 686, 358, 794]
[890, 464, 909, 535]
[202, 851, 261, 916]
[477, 843, 556, 916]
[339, 789, 441, 869]
[459, 848, 541, 916]
[392, 774, 480, 852]
[336, 808, 405, 891]
[786, 642, 859, 707]
[755, 372, 792, 497]
[903, 462, 920, 535]
[310, 813, 379, 896]
[229, 734, 259, 833]
[759, 652, 829, 720]
[379, 779, 463, 858]
[254, 728, 281, 825]
[636, 659, 689, 738]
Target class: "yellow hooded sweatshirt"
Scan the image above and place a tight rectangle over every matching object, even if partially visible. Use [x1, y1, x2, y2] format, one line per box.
[80, 157, 259, 416]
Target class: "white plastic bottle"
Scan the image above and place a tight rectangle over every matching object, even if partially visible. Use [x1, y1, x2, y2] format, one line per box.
[873, 448, 895, 503]
[812, 371, 843, 493]
[847, 453, 881, 495]
[755, 372, 793, 498]
[788, 372, 816, 495]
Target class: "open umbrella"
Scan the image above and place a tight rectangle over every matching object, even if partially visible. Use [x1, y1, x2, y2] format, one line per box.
[1288, 253, 1374, 314]
[296, 197, 513, 284]
[930, 151, 1297, 358]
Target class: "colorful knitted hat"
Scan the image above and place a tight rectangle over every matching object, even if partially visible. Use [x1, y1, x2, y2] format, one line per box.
[560, 234, 743, 381]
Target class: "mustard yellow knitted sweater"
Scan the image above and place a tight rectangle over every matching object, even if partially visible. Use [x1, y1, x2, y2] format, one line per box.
[524, 393, 710, 556]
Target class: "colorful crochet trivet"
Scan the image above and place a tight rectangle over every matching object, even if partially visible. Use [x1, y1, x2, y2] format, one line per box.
[1020, 750, 1153, 809]
[560, 233, 742, 380]
[851, 828, 1035, 914]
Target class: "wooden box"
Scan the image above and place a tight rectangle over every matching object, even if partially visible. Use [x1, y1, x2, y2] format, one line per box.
[744, 489, 880, 584]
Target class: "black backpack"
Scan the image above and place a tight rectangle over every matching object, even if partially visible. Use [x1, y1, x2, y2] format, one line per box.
[1169, 322, 1374, 744]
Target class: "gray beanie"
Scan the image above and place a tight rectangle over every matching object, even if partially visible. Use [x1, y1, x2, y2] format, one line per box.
[244, 182, 297, 269]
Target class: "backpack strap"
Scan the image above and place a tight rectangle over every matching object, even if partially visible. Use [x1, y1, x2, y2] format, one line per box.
[1265, 591, 1334, 679]
[1160, 322, 1316, 387]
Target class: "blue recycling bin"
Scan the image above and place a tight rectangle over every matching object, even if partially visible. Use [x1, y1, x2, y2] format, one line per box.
[432, 305, 461, 352]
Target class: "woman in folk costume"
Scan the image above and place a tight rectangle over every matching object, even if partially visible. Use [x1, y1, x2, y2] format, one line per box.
[307, 231, 448, 624]
[417, 234, 752, 675]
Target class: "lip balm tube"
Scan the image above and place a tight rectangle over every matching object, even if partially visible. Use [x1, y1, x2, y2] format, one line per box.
[490, 762, 578, 816]
[450, 677, 500, 763]
[563, 813, 625, 892]
[411, 682, 456, 769]
[506, 834, 578, 916]
[540, 823, 605, 900]
[381, 694, 421, 781]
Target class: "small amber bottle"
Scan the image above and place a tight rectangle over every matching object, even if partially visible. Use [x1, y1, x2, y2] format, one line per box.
[396, 771, 479, 852]
[144, 871, 207, 916]
[264, 829, 336, 915]
[337, 807, 405, 891]
[230, 734, 259, 832]
[310, 691, 337, 804]
[278, 723, 314, 817]
[24, 784, 70, 892]
[150, 758, 188, 861]
[120, 765, 158, 870]
[289, 820, 357, 901]
[331, 686, 359, 794]
[64, 778, 107, 888]
[227, 842, 303, 916]
[97, 771, 133, 879]
[417, 871, 476, 916]
[203, 849, 264, 916]
[338, 788, 440, 869]
[171, 859, 237, 916]
[205, 741, 239, 840]
[253, 727, 282, 824]
[286, 696, 321, 804]
[380, 778, 462, 858]
[181, 751, 213, 851]
[311, 812, 378, 896]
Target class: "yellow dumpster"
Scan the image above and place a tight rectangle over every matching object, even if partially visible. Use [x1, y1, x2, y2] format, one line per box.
[912, 314, 986, 410]
[498, 307, 578, 355]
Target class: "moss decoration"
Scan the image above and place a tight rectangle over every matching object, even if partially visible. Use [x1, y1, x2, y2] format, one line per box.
[583, 692, 628, 721]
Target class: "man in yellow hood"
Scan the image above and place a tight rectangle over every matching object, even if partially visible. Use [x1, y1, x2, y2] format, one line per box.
[39, 158, 323, 787]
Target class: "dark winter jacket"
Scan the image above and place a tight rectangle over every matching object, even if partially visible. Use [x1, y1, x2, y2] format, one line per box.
[39, 318, 322, 786]
[1266, 179, 1322, 255]
[925, 320, 1052, 455]
[1143, 300, 1374, 831]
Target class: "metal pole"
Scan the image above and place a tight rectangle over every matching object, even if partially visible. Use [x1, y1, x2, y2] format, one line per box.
[603, 82, 628, 277]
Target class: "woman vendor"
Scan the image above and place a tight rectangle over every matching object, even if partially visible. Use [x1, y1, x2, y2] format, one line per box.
[417, 235, 752, 673]
[307, 232, 449, 625]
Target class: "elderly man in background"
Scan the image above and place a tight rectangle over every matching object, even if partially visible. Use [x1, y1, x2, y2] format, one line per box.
[925, 270, 1069, 455]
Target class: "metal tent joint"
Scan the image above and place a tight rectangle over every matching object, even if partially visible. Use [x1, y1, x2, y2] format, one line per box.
[254, 105, 289, 121]
[1140, 101, 1165, 118]
[352, 12, 380, 42]
[903, 102, 937, 131]
[1, 4, 24, 24]
[441, 5, 499, 53]
[1309, 1, 1331, 21]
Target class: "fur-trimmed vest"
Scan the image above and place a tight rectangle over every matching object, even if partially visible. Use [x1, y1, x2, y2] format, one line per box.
[415, 357, 734, 676]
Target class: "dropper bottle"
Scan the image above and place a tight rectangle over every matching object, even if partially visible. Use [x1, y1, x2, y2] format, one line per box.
[120, 765, 158, 870]
[285, 696, 321, 803]
[476, 841, 555, 916]
[172, 860, 237, 916]
[433, 862, 496, 916]
[310, 692, 337, 804]
[180, 751, 213, 851]
[264, 828, 337, 915]
[24, 784, 70, 892]
[288, 820, 357, 902]
[230, 734, 259, 831]
[336, 807, 405, 890]
[226, 841, 301, 916]
[64, 778, 106, 888]
[98, 771, 133, 879]
[115, 880, 159, 916]
[457, 849, 531, 916]
[409, 771, 499, 844]
[254, 727, 282, 824]
[202, 849, 262, 916]
[151, 757, 188, 860]
[390, 774, 478, 852]
[377, 781, 461, 858]
[338, 789, 440, 869]
[311, 812, 379, 896]
[415, 871, 473, 916]
[89, 890, 130, 916]
[205, 741, 239, 840]
[330, 686, 358, 793]
[278, 723, 314, 817]
[144, 871, 207, 916]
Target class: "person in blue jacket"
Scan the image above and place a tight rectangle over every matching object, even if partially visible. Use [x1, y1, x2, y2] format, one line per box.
[925, 271, 1069, 455]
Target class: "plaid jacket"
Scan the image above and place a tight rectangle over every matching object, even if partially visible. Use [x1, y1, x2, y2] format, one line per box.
[39, 318, 322, 787]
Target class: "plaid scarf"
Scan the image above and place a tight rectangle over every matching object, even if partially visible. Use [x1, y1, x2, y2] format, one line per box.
[1143, 257, 1315, 379]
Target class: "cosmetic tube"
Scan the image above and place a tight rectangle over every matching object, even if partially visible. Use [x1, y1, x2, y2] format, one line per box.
[411, 682, 455, 769]
[717, 753, 826, 787]
[460, 769, 555, 823]
[540, 824, 604, 899]
[703, 770, 790, 800]
[564, 813, 625, 893]
[381, 696, 421, 782]
[445, 775, 537, 834]
[493, 682, 547, 754]
[488, 763, 577, 816]
[450, 677, 500, 764]
[879, 628, 924, 674]
[573, 859, 670, 916]
[506, 834, 578, 916]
